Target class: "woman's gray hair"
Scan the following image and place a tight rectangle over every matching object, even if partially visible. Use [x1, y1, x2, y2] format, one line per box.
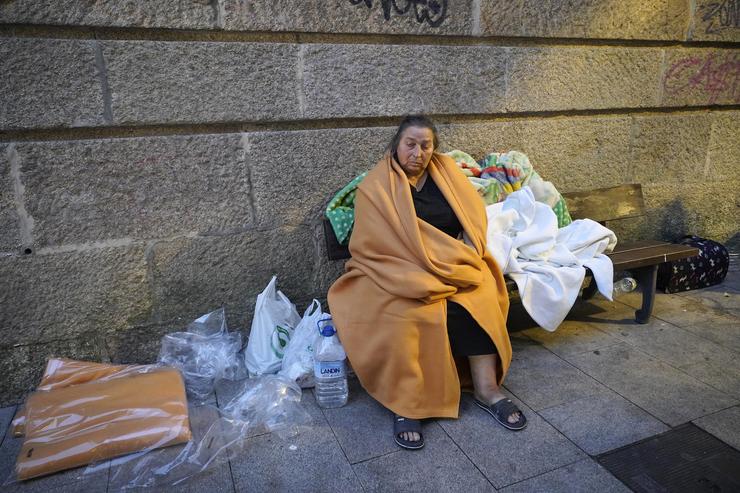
[387, 115, 440, 155]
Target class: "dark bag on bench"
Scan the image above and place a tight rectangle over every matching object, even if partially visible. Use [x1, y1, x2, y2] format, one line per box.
[657, 235, 729, 293]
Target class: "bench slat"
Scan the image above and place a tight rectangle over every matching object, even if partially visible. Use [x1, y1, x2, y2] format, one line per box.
[608, 243, 699, 270]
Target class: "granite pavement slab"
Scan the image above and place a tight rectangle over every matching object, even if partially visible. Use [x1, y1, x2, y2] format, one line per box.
[0, 406, 15, 448]
[320, 378, 404, 464]
[499, 458, 630, 493]
[693, 406, 740, 451]
[352, 421, 494, 493]
[229, 391, 362, 492]
[504, 341, 611, 411]
[565, 342, 738, 426]
[439, 394, 585, 489]
[539, 390, 669, 455]
[522, 319, 623, 358]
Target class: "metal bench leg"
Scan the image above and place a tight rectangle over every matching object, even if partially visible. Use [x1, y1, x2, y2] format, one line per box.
[633, 265, 658, 324]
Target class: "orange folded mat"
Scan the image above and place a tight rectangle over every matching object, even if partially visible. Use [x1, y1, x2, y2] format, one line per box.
[37, 357, 153, 391]
[16, 364, 192, 481]
[12, 358, 161, 438]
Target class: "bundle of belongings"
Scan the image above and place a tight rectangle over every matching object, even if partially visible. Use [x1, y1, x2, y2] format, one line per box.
[10, 358, 191, 481]
[326, 150, 616, 331]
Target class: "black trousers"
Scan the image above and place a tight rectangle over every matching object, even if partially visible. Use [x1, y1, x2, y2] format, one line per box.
[446, 301, 498, 356]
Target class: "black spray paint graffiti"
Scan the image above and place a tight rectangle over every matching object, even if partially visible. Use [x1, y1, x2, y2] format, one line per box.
[349, 0, 448, 28]
[701, 0, 739, 34]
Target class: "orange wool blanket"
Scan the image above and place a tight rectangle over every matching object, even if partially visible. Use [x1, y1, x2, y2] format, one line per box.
[328, 153, 511, 419]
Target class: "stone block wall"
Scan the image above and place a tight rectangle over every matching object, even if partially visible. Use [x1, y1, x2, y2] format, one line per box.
[1, 1, 738, 405]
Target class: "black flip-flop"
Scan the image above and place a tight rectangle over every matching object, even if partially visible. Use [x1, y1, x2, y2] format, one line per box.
[393, 415, 425, 450]
[475, 398, 527, 431]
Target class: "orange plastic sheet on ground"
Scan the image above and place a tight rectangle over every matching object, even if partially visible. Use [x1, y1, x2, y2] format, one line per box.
[13, 359, 191, 481]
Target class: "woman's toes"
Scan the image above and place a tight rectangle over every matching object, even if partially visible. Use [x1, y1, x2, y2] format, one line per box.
[508, 412, 520, 424]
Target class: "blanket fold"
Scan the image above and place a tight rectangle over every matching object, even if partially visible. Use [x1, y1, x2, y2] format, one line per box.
[328, 153, 511, 419]
[486, 187, 617, 331]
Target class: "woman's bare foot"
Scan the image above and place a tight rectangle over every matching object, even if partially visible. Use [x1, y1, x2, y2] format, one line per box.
[468, 354, 521, 424]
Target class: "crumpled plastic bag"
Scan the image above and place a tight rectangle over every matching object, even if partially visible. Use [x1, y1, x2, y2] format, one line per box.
[159, 308, 246, 403]
[279, 299, 327, 388]
[97, 375, 311, 490]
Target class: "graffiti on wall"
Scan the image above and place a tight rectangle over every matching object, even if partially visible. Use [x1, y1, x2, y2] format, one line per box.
[663, 53, 740, 104]
[700, 1, 739, 34]
[348, 0, 448, 27]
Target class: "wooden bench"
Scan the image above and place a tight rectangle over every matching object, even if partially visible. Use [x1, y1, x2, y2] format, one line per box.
[323, 183, 699, 324]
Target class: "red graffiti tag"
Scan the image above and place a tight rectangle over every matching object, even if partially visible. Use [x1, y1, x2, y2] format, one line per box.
[663, 53, 740, 104]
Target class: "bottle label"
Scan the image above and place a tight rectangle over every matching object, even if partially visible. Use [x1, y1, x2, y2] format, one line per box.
[314, 360, 345, 379]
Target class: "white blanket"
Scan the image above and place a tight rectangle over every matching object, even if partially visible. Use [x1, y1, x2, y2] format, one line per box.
[486, 187, 617, 331]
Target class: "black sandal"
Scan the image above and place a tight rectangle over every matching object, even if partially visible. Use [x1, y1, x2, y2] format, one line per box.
[474, 398, 527, 431]
[393, 414, 425, 450]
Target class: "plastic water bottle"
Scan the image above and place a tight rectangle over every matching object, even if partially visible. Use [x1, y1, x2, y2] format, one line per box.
[613, 277, 638, 297]
[313, 317, 348, 408]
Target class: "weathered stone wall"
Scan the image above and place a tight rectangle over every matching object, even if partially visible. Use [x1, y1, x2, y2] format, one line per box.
[1, 1, 738, 405]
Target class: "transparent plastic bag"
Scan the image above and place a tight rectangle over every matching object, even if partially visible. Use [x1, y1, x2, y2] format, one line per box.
[159, 308, 246, 403]
[97, 375, 311, 490]
[279, 299, 327, 388]
[6, 364, 191, 483]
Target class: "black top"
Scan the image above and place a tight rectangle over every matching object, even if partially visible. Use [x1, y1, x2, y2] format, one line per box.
[410, 175, 463, 239]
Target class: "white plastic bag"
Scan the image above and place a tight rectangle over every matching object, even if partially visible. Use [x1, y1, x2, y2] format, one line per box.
[244, 276, 301, 376]
[279, 299, 326, 388]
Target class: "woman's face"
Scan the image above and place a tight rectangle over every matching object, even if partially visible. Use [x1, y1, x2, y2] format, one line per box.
[395, 126, 435, 179]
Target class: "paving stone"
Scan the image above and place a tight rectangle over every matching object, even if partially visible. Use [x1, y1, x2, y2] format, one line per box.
[103, 41, 300, 125]
[539, 391, 669, 455]
[319, 378, 398, 464]
[439, 394, 585, 489]
[565, 342, 738, 426]
[505, 47, 663, 112]
[604, 316, 737, 367]
[481, 0, 689, 41]
[221, 0, 473, 35]
[503, 342, 610, 411]
[302, 44, 507, 119]
[0, 406, 16, 448]
[675, 286, 740, 317]
[0, 245, 150, 347]
[352, 421, 494, 492]
[0, 38, 104, 130]
[149, 226, 315, 333]
[0, 1, 216, 29]
[693, 406, 740, 451]
[679, 355, 740, 399]
[440, 116, 633, 194]
[691, 0, 740, 41]
[522, 320, 623, 358]
[245, 127, 391, 229]
[499, 458, 630, 493]
[13, 134, 252, 247]
[0, 145, 20, 253]
[230, 392, 362, 492]
[661, 49, 740, 107]
[618, 291, 739, 332]
[628, 113, 714, 185]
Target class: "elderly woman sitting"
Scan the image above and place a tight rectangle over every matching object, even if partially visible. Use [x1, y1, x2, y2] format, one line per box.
[328, 115, 525, 450]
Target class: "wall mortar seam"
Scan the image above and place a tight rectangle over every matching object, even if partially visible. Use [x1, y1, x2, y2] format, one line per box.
[471, 0, 481, 37]
[7, 144, 34, 251]
[93, 40, 114, 124]
[297, 44, 306, 118]
[239, 133, 258, 227]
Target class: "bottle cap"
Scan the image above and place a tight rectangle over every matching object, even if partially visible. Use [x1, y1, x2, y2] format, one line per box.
[320, 325, 336, 337]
